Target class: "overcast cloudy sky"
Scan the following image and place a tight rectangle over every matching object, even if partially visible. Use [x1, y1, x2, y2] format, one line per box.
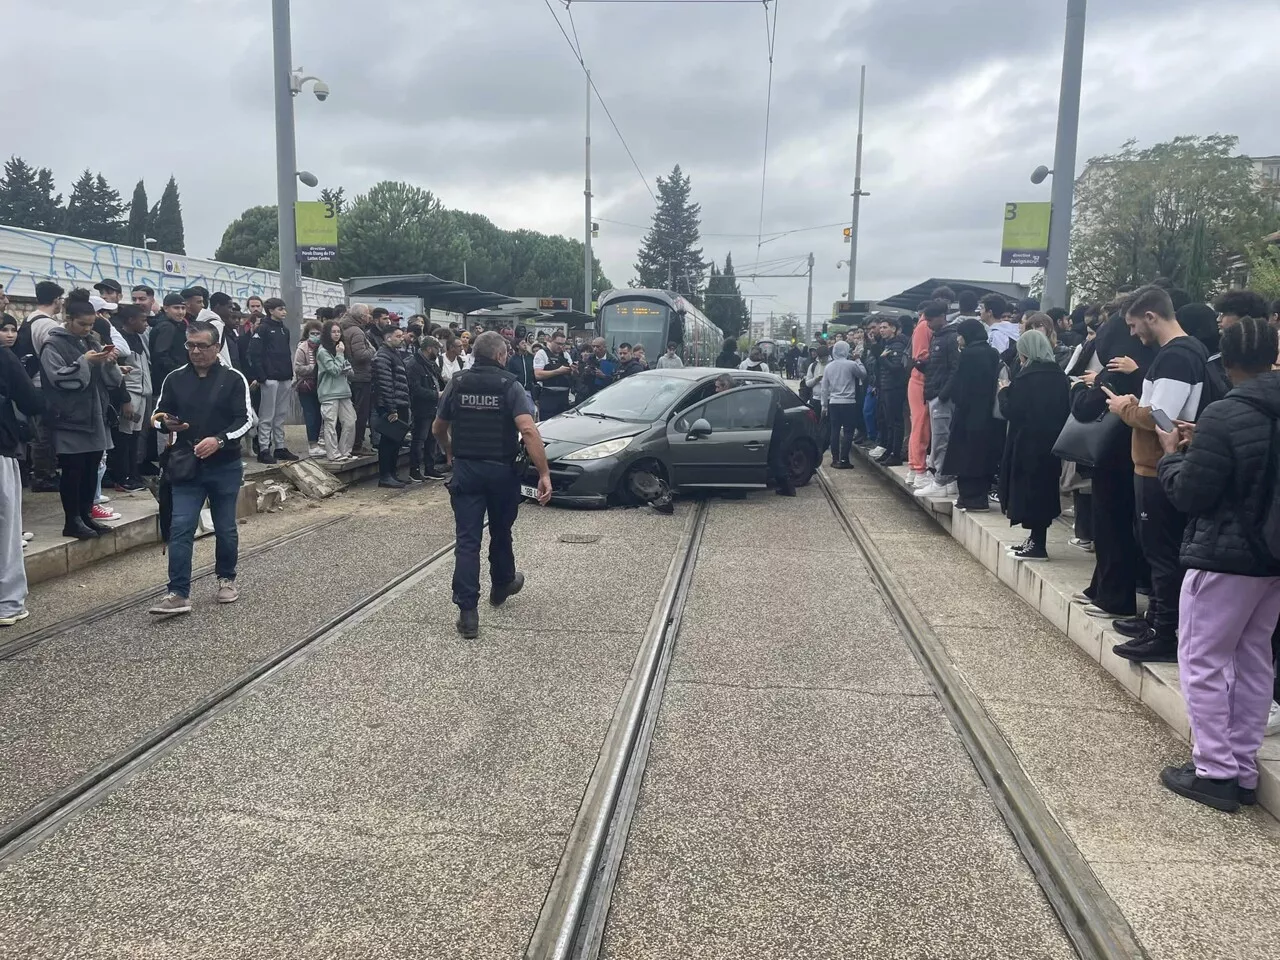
[9, 0, 1278, 318]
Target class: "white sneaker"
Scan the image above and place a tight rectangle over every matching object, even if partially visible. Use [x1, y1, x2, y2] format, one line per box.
[868, 446, 886, 459]
[1266, 702, 1280, 737]
[942, 481, 958, 497]
[308, 445, 325, 458]
[914, 481, 946, 499]
[21, 531, 34, 542]
[906, 470, 921, 485]
[94, 493, 111, 505]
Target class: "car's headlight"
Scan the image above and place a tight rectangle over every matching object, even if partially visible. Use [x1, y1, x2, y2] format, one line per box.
[560, 436, 637, 461]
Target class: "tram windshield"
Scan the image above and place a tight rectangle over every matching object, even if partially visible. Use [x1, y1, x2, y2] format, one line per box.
[599, 301, 669, 361]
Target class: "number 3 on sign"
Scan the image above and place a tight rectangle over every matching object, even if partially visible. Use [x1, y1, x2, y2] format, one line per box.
[323, 201, 337, 219]
[1005, 203, 1018, 221]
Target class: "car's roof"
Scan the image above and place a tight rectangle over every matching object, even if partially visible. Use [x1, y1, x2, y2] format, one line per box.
[632, 366, 782, 383]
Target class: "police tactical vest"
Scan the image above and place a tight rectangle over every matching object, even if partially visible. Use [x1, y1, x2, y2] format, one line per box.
[541, 350, 571, 390]
[451, 365, 520, 463]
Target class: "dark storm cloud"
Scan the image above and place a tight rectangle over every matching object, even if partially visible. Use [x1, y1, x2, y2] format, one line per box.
[2, 0, 1276, 319]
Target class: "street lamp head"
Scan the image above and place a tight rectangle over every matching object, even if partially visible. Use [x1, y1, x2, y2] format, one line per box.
[312, 80, 330, 102]
[297, 171, 319, 188]
[1030, 165, 1052, 185]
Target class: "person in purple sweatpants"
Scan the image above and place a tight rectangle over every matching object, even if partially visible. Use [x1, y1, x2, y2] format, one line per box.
[1154, 315, 1280, 812]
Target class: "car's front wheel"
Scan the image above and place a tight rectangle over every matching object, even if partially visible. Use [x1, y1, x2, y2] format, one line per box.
[614, 459, 671, 506]
[785, 440, 817, 487]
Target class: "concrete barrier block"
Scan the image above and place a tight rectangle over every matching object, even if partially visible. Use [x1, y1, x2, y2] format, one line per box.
[1014, 560, 1044, 610]
[1099, 641, 1145, 697]
[22, 542, 68, 585]
[995, 544, 1020, 588]
[1065, 602, 1104, 662]
[65, 529, 118, 571]
[114, 515, 159, 553]
[1139, 664, 1191, 743]
[1039, 578, 1072, 635]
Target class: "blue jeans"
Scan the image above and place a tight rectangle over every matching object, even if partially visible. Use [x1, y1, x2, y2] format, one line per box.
[828, 404, 860, 464]
[448, 459, 520, 611]
[862, 389, 879, 444]
[299, 391, 322, 444]
[168, 458, 243, 597]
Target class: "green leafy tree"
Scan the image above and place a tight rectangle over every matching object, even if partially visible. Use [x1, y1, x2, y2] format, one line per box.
[149, 175, 185, 254]
[333, 181, 468, 278]
[1070, 135, 1280, 302]
[215, 205, 280, 268]
[634, 164, 707, 305]
[0, 157, 64, 231]
[703, 254, 750, 337]
[61, 170, 126, 242]
[319, 186, 345, 215]
[1246, 243, 1280, 302]
[126, 180, 149, 247]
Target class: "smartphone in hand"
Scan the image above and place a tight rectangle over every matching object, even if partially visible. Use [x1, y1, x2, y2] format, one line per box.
[1151, 408, 1176, 433]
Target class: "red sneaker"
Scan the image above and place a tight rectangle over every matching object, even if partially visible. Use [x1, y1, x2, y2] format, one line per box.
[91, 504, 120, 521]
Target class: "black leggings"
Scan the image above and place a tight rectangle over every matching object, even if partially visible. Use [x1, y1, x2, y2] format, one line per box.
[58, 450, 102, 526]
[1029, 525, 1047, 550]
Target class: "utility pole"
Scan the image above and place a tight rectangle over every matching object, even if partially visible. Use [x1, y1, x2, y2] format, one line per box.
[805, 252, 814, 342]
[847, 65, 868, 302]
[1044, 0, 1086, 310]
[584, 70, 593, 319]
[271, 0, 303, 329]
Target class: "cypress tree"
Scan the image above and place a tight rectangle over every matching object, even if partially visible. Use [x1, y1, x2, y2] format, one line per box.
[0, 157, 64, 231]
[126, 180, 149, 247]
[150, 175, 186, 253]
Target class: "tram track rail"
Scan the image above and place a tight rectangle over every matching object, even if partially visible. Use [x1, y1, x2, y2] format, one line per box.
[814, 470, 1148, 960]
[526, 499, 709, 960]
[0, 534, 460, 865]
[0, 516, 348, 662]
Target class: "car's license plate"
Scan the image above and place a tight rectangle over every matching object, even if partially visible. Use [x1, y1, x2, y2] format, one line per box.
[520, 484, 538, 500]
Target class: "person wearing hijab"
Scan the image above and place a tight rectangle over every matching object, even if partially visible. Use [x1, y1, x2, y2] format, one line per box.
[997, 331, 1070, 560]
[1067, 303, 1156, 621]
[940, 317, 1002, 511]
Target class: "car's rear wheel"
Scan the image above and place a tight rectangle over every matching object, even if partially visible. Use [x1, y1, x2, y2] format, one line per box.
[785, 440, 817, 487]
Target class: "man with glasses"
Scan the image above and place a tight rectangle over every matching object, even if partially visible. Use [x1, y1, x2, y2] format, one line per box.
[148, 320, 253, 617]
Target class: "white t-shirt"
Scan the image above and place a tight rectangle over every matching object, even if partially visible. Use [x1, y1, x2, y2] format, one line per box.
[534, 349, 573, 388]
[441, 354, 465, 381]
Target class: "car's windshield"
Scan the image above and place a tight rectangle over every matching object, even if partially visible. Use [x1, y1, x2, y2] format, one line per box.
[574, 375, 688, 422]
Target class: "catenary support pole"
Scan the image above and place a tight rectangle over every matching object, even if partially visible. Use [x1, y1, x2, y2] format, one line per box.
[806, 253, 815, 343]
[1044, 0, 1087, 310]
[584, 70, 593, 320]
[847, 65, 866, 302]
[272, 0, 303, 329]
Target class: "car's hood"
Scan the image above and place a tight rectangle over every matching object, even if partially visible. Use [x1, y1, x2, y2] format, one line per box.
[538, 412, 647, 456]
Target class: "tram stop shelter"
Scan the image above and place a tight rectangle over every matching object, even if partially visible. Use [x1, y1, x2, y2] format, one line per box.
[877, 277, 1031, 312]
[342, 274, 521, 318]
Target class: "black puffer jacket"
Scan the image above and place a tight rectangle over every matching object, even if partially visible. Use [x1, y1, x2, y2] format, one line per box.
[1157, 371, 1280, 576]
[405, 351, 443, 419]
[923, 324, 961, 402]
[372, 344, 410, 416]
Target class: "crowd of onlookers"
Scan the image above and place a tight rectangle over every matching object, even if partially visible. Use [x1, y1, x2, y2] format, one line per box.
[796, 282, 1280, 813]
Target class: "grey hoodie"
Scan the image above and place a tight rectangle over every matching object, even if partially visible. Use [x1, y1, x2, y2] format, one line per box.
[819, 341, 865, 408]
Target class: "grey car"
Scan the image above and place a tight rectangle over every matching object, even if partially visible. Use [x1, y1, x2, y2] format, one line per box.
[520, 367, 823, 508]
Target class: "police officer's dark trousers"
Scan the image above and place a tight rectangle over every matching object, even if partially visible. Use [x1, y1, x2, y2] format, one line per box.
[449, 458, 520, 611]
[539, 388, 571, 421]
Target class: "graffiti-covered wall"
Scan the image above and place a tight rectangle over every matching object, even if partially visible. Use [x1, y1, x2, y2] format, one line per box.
[0, 224, 344, 314]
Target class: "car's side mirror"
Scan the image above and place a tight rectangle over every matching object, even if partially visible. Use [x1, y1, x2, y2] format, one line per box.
[687, 418, 712, 440]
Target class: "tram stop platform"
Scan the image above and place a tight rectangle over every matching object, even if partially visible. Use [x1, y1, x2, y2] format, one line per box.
[18, 427, 397, 588]
[854, 447, 1280, 821]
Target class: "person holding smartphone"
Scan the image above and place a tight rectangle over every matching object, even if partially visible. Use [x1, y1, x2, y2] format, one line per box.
[38, 293, 124, 540]
[148, 320, 253, 617]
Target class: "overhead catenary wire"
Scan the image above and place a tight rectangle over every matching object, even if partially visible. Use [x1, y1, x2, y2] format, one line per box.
[544, 0, 658, 205]
[753, 0, 780, 274]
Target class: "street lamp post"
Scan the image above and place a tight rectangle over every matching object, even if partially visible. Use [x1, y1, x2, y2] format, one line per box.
[983, 259, 1017, 283]
[271, 0, 329, 328]
[1042, 0, 1087, 310]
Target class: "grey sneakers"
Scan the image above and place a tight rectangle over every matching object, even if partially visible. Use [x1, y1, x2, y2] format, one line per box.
[216, 579, 239, 604]
[149, 593, 192, 616]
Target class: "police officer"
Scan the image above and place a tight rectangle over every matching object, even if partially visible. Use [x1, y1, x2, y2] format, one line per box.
[433, 332, 552, 639]
[533, 331, 576, 420]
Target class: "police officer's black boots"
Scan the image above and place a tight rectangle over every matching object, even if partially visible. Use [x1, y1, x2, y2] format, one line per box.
[457, 608, 480, 639]
[490, 572, 525, 607]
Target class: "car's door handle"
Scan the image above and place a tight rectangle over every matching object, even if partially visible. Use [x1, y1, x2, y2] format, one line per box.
[743, 441, 764, 451]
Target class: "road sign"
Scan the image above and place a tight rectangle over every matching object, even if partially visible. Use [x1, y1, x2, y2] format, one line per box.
[1000, 202, 1051, 267]
[295, 200, 338, 263]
